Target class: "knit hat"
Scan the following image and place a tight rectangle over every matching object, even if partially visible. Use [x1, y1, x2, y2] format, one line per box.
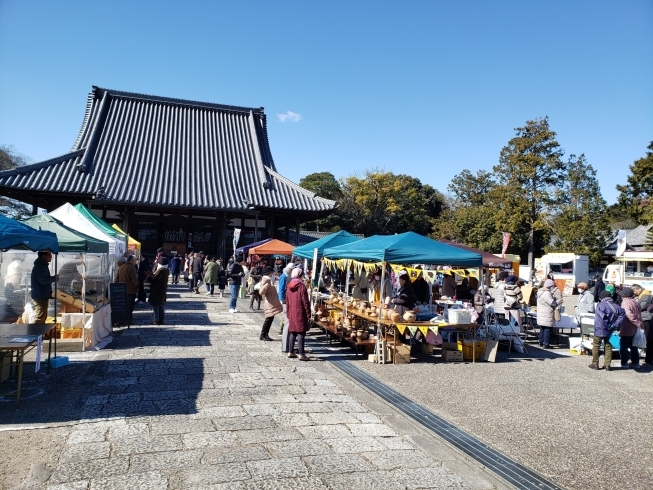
[605, 284, 615, 293]
[262, 266, 275, 275]
[618, 287, 633, 298]
[507, 275, 518, 284]
[158, 257, 168, 266]
[599, 291, 612, 299]
[544, 279, 555, 288]
[291, 267, 302, 279]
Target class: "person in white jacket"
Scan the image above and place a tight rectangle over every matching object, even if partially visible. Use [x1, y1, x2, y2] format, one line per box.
[493, 271, 508, 318]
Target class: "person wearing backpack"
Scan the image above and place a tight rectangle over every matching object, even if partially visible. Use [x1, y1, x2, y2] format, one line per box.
[589, 291, 626, 370]
[504, 274, 524, 329]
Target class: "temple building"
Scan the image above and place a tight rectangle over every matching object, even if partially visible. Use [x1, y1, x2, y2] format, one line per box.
[0, 87, 336, 257]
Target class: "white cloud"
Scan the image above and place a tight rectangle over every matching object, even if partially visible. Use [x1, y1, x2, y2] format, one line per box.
[277, 111, 302, 123]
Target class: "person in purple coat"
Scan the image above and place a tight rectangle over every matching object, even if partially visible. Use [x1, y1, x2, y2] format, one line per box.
[589, 291, 625, 371]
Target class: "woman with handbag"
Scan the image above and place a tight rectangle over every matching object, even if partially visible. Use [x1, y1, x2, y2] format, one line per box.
[618, 287, 645, 369]
[537, 279, 558, 348]
[258, 266, 282, 341]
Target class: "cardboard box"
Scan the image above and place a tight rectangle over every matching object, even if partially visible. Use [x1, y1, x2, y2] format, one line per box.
[442, 350, 464, 362]
[421, 343, 434, 354]
[441, 342, 460, 351]
[1, 353, 11, 383]
[393, 344, 411, 364]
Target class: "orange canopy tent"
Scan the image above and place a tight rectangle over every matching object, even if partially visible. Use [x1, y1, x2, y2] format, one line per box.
[249, 239, 295, 256]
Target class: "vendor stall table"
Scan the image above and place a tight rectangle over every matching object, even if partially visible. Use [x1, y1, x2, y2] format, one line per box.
[0, 323, 54, 406]
[323, 299, 482, 362]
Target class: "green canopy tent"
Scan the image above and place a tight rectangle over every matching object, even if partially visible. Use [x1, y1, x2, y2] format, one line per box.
[293, 230, 361, 260]
[74, 204, 127, 246]
[21, 215, 109, 253]
[21, 214, 111, 356]
[322, 231, 482, 266]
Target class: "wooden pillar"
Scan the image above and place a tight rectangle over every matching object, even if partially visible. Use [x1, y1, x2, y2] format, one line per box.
[294, 215, 301, 246]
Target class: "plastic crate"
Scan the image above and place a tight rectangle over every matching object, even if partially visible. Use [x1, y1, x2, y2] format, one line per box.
[448, 309, 472, 325]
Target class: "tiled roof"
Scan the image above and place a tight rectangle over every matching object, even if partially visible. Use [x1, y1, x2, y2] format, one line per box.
[0, 87, 336, 213]
[604, 225, 653, 254]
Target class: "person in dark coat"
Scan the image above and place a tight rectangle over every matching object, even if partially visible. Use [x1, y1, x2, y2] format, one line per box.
[286, 267, 311, 361]
[593, 275, 605, 302]
[249, 261, 263, 310]
[589, 290, 625, 371]
[148, 257, 170, 325]
[169, 254, 182, 284]
[227, 255, 245, 313]
[137, 255, 152, 303]
[391, 274, 416, 314]
[30, 251, 59, 323]
[618, 287, 644, 369]
[190, 252, 204, 294]
[412, 272, 430, 304]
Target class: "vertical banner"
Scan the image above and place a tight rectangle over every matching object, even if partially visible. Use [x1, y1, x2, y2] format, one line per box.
[233, 228, 241, 256]
[35, 335, 42, 373]
[501, 232, 511, 258]
[615, 230, 626, 257]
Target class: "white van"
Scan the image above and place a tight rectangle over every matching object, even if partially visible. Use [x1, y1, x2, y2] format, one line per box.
[603, 251, 653, 290]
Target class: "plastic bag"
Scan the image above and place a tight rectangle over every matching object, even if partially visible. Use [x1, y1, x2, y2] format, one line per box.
[633, 328, 647, 349]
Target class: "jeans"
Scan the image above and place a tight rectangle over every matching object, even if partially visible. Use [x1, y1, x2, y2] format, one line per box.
[619, 335, 639, 366]
[206, 283, 214, 294]
[289, 332, 305, 356]
[539, 326, 552, 346]
[126, 293, 136, 325]
[591, 335, 612, 367]
[229, 284, 238, 309]
[152, 305, 165, 324]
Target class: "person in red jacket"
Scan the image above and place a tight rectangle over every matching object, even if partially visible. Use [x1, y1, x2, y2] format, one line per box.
[286, 267, 311, 361]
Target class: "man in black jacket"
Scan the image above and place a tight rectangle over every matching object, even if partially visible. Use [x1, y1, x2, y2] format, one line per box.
[190, 252, 204, 294]
[228, 254, 245, 313]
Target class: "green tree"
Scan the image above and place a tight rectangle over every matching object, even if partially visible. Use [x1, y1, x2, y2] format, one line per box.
[546, 154, 611, 265]
[493, 117, 565, 268]
[430, 170, 503, 252]
[616, 141, 653, 224]
[298, 172, 342, 231]
[338, 169, 443, 236]
[0, 144, 32, 219]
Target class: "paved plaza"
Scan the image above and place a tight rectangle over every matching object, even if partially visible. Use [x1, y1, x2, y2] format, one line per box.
[0, 284, 508, 490]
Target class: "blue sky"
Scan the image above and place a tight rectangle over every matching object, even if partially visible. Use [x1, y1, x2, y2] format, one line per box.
[1, 0, 651, 205]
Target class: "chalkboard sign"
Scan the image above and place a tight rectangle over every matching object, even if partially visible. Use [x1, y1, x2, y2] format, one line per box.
[110, 282, 128, 325]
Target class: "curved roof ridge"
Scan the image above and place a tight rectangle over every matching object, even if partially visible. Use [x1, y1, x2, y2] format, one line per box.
[70, 92, 95, 151]
[93, 86, 265, 115]
[0, 149, 85, 176]
[264, 166, 337, 206]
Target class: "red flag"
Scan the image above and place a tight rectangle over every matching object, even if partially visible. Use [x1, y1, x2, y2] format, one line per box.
[501, 232, 511, 258]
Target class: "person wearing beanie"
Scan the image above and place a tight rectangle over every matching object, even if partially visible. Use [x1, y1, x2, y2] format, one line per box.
[617, 287, 644, 369]
[575, 282, 595, 323]
[537, 279, 558, 348]
[589, 290, 625, 370]
[148, 256, 170, 325]
[258, 266, 282, 341]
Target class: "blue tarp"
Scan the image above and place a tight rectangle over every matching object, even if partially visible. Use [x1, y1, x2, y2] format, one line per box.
[293, 230, 361, 259]
[0, 214, 59, 253]
[322, 231, 482, 267]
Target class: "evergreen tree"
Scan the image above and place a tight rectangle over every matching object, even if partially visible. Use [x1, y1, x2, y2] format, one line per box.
[493, 117, 565, 269]
[0, 144, 32, 219]
[616, 141, 653, 224]
[547, 154, 611, 266]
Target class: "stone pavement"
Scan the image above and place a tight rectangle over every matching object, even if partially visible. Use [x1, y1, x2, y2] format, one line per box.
[0, 284, 509, 490]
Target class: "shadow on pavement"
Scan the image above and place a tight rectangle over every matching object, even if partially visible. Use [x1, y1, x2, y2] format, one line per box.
[0, 357, 204, 425]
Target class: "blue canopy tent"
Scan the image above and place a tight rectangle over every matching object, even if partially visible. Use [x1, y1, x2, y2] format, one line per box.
[0, 214, 59, 253]
[293, 230, 361, 260]
[235, 238, 273, 255]
[322, 231, 482, 266]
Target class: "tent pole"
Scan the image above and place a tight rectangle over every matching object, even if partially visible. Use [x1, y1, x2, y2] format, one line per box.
[53, 253, 58, 366]
[82, 253, 86, 352]
[377, 263, 386, 364]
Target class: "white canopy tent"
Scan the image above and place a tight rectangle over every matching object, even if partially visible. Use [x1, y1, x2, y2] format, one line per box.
[50, 203, 125, 283]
